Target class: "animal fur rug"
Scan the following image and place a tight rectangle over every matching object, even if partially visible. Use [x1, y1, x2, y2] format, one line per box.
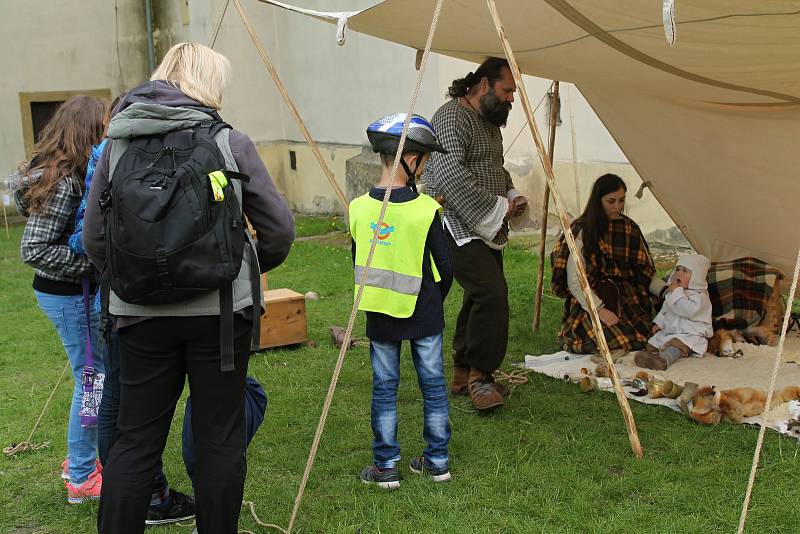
[522, 330, 800, 434]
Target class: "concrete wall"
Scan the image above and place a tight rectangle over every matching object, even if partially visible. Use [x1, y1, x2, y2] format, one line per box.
[1, 0, 680, 242]
[1, 0, 149, 181]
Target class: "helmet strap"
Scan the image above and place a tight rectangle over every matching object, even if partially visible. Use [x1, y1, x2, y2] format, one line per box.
[399, 156, 418, 192]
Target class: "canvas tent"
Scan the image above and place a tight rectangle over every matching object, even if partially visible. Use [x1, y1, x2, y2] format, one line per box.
[260, 0, 800, 280]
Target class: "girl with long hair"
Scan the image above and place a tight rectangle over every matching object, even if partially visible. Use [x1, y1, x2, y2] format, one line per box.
[550, 173, 665, 354]
[16, 95, 108, 503]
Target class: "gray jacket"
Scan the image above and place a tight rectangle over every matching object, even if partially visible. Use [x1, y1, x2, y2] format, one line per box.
[83, 81, 295, 316]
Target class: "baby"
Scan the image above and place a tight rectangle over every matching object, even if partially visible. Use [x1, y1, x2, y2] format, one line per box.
[634, 254, 713, 370]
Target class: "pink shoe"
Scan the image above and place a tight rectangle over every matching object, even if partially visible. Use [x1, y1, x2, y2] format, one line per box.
[65, 468, 102, 504]
[61, 458, 103, 481]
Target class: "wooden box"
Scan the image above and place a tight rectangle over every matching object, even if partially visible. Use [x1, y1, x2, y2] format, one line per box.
[259, 288, 307, 349]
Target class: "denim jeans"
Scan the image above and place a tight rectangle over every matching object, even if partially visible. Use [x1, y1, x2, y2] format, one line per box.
[35, 290, 104, 484]
[182, 376, 268, 488]
[370, 333, 450, 470]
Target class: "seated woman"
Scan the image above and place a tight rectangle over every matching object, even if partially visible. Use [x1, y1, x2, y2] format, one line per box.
[550, 174, 665, 355]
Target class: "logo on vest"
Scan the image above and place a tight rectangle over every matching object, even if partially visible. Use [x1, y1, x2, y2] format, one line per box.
[369, 221, 395, 246]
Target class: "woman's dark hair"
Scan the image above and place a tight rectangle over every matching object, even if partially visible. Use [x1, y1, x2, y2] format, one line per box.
[447, 57, 510, 98]
[571, 173, 627, 261]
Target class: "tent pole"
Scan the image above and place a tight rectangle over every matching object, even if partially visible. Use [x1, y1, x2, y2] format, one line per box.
[486, 0, 643, 458]
[533, 80, 559, 331]
[231, 0, 350, 217]
[2, 201, 9, 239]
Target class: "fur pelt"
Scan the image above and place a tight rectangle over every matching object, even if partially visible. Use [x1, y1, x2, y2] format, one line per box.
[690, 385, 800, 425]
[708, 278, 783, 357]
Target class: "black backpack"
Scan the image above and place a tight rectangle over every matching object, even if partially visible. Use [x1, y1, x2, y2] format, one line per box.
[101, 121, 259, 370]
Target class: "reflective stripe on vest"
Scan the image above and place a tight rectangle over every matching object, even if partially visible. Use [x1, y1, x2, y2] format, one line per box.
[353, 266, 422, 296]
[349, 192, 442, 318]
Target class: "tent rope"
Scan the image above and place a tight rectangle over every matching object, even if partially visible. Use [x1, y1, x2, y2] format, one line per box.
[737, 247, 800, 534]
[230, 0, 350, 217]
[3, 361, 70, 457]
[566, 84, 581, 212]
[285, 1, 445, 531]
[208, 0, 231, 48]
[502, 81, 553, 158]
[242, 501, 289, 534]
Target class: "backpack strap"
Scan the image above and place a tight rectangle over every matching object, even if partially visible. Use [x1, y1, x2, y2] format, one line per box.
[213, 127, 262, 370]
[108, 138, 130, 183]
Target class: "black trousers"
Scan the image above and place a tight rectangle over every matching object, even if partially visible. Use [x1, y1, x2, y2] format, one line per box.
[98, 315, 251, 534]
[449, 234, 509, 373]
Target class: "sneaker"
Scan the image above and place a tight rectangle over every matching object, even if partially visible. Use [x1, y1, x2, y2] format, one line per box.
[409, 456, 451, 483]
[65, 469, 102, 504]
[145, 489, 196, 525]
[360, 465, 401, 490]
[61, 458, 102, 481]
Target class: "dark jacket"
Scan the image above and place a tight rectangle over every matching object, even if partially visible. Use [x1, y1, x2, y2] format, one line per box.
[352, 187, 453, 341]
[83, 81, 295, 276]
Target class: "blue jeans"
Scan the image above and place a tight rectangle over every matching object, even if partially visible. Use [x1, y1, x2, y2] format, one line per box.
[370, 333, 450, 470]
[182, 376, 268, 488]
[35, 290, 104, 484]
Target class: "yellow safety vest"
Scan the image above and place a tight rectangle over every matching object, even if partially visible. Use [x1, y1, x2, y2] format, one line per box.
[349, 192, 442, 318]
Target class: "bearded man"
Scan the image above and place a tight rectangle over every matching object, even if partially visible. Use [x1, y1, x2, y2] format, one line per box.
[422, 57, 527, 411]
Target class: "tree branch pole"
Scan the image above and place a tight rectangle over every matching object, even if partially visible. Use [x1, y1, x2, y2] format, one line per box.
[486, 0, 643, 458]
[533, 80, 559, 331]
[231, 0, 350, 217]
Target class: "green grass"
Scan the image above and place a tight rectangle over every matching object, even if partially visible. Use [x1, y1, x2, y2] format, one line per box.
[294, 215, 346, 238]
[2, 221, 800, 533]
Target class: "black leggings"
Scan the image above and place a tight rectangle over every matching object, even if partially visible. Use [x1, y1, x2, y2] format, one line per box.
[97, 315, 251, 534]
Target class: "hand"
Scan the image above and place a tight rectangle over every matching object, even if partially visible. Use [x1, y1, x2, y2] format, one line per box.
[511, 195, 528, 217]
[505, 196, 528, 220]
[667, 279, 679, 292]
[598, 308, 619, 326]
[652, 324, 661, 334]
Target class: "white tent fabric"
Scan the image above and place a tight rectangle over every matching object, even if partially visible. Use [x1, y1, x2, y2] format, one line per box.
[260, 0, 800, 278]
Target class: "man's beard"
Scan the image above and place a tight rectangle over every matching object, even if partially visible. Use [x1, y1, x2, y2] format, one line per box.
[479, 86, 512, 127]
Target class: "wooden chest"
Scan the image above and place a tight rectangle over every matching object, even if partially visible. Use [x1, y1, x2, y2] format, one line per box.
[259, 288, 307, 349]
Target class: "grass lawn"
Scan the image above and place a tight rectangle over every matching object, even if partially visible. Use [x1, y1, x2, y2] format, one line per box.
[1, 220, 799, 533]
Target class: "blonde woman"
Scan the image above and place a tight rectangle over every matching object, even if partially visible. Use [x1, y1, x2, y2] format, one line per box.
[84, 43, 294, 534]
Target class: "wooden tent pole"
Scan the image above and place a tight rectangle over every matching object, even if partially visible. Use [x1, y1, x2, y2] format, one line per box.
[2, 200, 9, 239]
[487, 0, 643, 458]
[231, 0, 349, 217]
[533, 80, 559, 331]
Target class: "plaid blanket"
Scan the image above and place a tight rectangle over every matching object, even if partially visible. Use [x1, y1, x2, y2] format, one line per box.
[708, 257, 783, 329]
[550, 216, 656, 353]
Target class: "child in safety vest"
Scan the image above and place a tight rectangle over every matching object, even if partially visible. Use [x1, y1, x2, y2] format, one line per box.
[350, 113, 453, 489]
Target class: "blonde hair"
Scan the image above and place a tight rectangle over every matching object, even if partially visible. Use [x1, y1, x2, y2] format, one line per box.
[151, 42, 231, 109]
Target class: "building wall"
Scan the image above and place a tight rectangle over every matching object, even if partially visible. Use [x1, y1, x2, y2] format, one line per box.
[1, 0, 149, 180]
[1, 0, 679, 241]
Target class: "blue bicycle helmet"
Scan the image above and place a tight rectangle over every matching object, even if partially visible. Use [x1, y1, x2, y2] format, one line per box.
[366, 113, 448, 156]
